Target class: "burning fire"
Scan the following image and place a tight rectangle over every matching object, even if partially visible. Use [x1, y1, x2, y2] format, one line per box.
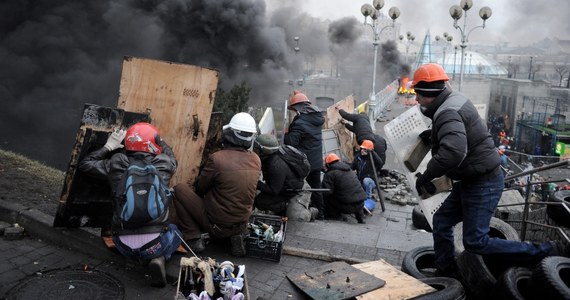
[398, 76, 416, 95]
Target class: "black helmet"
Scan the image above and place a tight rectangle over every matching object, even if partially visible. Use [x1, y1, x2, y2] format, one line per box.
[254, 134, 279, 156]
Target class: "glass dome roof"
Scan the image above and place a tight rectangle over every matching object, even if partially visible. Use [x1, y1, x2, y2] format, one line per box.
[436, 50, 508, 76]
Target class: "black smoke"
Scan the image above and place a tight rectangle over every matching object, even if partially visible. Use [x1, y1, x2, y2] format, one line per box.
[379, 40, 411, 81]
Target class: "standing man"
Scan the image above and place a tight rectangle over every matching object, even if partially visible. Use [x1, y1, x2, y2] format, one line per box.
[412, 63, 560, 277]
[284, 90, 325, 219]
[173, 112, 261, 257]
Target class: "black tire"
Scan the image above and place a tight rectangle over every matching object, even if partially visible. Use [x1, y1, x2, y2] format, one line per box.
[494, 266, 534, 300]
[453, 217, 520, 256]
[411, 277, 466, 300]
[546, 191, 570, 227]
[412, 205, 433, 232]
[401, 246, 437, 279]
[529, 256, 570, 300]
[456, 251, 498, 299]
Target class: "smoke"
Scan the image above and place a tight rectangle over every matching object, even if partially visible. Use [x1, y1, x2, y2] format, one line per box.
[379, 40, 411, 80]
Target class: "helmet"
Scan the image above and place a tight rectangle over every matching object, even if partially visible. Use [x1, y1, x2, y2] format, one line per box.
[288, 90, 310, 109]
[360, 139, 374, 151]
[124, 122, 162, 154]
[223, 112, 257, 133]
[411, 63, 449, 88]
[254, 134, 279, 156]
[325, 153, 340, 164]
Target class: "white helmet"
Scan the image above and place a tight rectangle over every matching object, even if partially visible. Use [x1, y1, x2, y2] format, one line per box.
[223, 112, 257, 141]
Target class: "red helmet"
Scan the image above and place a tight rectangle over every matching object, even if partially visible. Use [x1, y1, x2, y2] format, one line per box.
[411, 63, 449, 88]
[288, 90, 310, 109]
[325, 153, 340, 164]
[360, 139, 374, 151]
[124, 122, 162, 154]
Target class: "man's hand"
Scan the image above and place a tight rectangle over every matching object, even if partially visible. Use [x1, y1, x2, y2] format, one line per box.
[415, 172, 436, 196]
[104, 128, 126, 151]
[419, 129, 432, 145]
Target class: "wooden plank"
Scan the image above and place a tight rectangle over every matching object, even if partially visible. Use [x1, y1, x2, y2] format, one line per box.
[117, 56, 219, 186]
[354, 259, 435, 300]
[323, 95, 356, 162]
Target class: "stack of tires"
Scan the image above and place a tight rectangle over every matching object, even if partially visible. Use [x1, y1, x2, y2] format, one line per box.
[403, 216, 570, 299]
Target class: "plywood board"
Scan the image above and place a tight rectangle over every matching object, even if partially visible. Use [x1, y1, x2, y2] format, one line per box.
[117, 56, 219, 186]
[324, 95, 356, 162]
[354, 259, 435, 300]
[324, 95, 355, 129]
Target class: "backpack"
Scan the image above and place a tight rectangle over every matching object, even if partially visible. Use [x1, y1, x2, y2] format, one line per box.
[113, 156, 172, 231]
[277, 145, 311, 179]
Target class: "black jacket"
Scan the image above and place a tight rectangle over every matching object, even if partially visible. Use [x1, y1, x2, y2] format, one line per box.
[284, 103, 325, 171]
[338, 109, 375, 144]
[257, 153, 304, 197]
[421, 88, 500, 182]
[351, 151, 383, 182]
[322, 161, 367, 203]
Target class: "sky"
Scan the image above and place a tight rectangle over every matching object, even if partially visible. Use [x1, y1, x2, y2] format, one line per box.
[268, 0, 570, 47]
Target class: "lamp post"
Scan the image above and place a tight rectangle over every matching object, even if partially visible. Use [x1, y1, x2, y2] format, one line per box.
[435, 32, 453, 71]
[528, 56, 533, 80]
[399, 31, 415, 65]
[453, 45, 459, 80]
[449, 0, 492, 92]
[361, 0, 400, 126]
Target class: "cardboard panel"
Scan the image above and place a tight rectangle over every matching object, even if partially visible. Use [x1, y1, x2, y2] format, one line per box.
[117, 56, 219, 186]
[324, 95, 356, 162]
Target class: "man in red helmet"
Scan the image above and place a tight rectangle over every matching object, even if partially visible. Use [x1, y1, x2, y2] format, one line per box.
[411, 63, 561, 278]
[78, 122, 181, 287]
[284, 90, 326, 219]
[351, 140, 383, 200]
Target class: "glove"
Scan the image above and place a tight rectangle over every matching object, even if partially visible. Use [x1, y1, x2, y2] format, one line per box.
[415, 172, 436, 196]
[419, 129, 432, 145]
[104, 128, 126, 151]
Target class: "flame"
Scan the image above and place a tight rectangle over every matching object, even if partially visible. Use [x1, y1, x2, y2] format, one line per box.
[398, 76, 416, 95]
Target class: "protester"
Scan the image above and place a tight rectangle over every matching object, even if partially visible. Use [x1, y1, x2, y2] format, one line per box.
[498, 145, 508, 168]
[351, 140, 383, 199]
[78, 122, 181, 287]
[172, 112, 261, 257]
[321, 153, 367, 224]
[253, 134, 315, 217]
[411, 63, 563, 277]
[284, 90, 325, 219]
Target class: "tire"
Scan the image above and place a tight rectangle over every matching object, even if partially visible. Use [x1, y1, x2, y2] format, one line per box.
[412, 205, 432, 232]
[529, 256, 570, 300]
[401, 246, 437, 279]
[494, 266, 533, 300]
[453, 217, 520, 256]
[455, 251, 498, 299]
[411, 277, 466, 300]
[546, 191, 570, 227]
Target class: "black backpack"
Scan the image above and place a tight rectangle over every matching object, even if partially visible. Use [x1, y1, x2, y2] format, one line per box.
[113, 156, 171, 231]
[277, 145, 311, 179]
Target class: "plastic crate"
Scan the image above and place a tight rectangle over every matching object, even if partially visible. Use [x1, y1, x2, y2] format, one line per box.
[246, 214, 287, 262]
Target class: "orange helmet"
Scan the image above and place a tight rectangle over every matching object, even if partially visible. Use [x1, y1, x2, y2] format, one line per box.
[288, 90, 310, 109]
[325, 153, 340, 164]
[124, 122, 162, 154]
[360, 139, 374, 151]
[411, 63, 449, 88]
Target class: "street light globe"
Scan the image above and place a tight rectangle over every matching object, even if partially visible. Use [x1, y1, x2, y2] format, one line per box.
[447, 35, 453, 42]
[388, 7, 400, 20]
[361, 3, 374, 18]
[449, 5, 463, 20]
[399, 35, 404, 41]
[479, 6, 492, 20]
[460, 0, 473, 11]
[372, 0, 385, 10]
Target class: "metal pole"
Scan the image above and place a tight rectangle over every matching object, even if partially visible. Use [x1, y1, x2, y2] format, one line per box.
[369, 25, 379, 128]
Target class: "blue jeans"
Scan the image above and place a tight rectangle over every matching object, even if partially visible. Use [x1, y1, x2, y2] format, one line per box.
[362, 177, 376, 199]
[113, 224, 182, 261]
[432, 171, 554, 271]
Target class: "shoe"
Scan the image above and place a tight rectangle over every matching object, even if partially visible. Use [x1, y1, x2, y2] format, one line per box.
[434, 262, 460, 280]
[309, 207, 319, 221]
[355, 210, 366, 224]
[186, 237, 205, 253]
[148, 256, 167, 287]
[230, 235, 246, 257]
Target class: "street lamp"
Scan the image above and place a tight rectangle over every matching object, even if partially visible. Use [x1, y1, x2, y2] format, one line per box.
[453, 45, 459, 80]
[435, 32, 453, 71]
[399, 31, 415, 65]
[449, 0, 492, 91]
[361, 0, 400, 126]
[528, 56, 533, 80]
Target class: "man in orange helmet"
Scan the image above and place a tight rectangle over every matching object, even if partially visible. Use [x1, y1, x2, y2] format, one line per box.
[351, 139, 383, 200]
[411, 63, 561, 278]
[284, 90, 325, 219]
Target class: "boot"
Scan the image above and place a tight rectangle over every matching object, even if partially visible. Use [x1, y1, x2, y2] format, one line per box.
[309, 207, 319, 222]
[148, 256, 167, 287]
[186, 237, 205, 253]
[230, 235, 246, 257]
[355, 209, 366, 224]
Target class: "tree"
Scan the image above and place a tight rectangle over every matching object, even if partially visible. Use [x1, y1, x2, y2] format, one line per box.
[213, 82, 252, 124]
[553, 64, 569, 87]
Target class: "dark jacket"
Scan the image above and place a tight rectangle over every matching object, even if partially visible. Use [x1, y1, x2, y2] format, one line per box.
[373, 134, 387, 168]
[338, 109, 375, 144]
[322, 161, 367, 204]
[351, 151, 383, 182]
[196, 147, 261, 226]
[257, 153, 304, 198]
[421, 88, 500, 182]
[284, 103, 325, 171]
